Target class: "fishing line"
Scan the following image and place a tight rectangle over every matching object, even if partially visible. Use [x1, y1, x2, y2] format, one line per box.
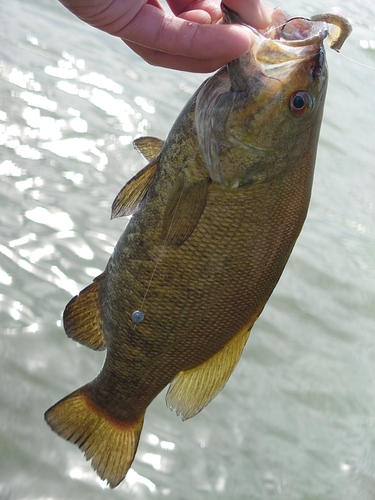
[262, 22, 286, 37]
[132, 182, 186, 327]
[338, 52, 375, 70]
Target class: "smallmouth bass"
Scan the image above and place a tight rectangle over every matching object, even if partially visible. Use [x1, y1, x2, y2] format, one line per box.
[45, 5, 352, 488]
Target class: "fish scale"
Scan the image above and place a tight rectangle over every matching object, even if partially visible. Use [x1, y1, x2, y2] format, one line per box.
[98, 173, 309, 402]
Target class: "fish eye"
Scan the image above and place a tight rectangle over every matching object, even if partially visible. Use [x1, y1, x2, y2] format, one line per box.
[289, 91, 314, 116]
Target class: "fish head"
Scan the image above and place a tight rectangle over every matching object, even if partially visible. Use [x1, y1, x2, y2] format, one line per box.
[195, 7, 332, 188]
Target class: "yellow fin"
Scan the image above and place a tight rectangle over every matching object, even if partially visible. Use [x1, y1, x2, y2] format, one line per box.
[45, 387, 144, 489]
[166, 325, 251, 420]
[162, 170, 208, 246]
[111, 158, 159, 219]
[134, 136, 164, 161]
[63, 274, 106, 351]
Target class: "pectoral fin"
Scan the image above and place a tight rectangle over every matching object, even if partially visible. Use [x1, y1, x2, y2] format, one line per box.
[162, 170, 208, 246]
[134, 136, 164, 161]
[166, 323, 252, 420]
[111, 158, 159, 219]
[63, 274, 107, 351]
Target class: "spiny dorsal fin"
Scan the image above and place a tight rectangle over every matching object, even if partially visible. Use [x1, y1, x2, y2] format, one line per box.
[162, 170, 208, 246]
[63, 274, 107, 351]
[134, 136, 164, 161]
[45, 386, 144, 488]
[111, 158, 159, 219]
[166, 324, 252, 420]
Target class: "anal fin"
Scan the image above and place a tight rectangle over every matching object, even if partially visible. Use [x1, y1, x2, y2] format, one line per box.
[111, 158, 159, 219]
[63, 274, 107, 351]
[45, 386, 144, 488]
[166, 323, 252, 420]
[162, 170, 208, 246]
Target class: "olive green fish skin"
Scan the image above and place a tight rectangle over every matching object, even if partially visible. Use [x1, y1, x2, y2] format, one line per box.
[90, 49, 328, 422]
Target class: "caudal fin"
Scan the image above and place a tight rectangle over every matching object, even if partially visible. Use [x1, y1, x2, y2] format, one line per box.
[45, 387, 144, 488]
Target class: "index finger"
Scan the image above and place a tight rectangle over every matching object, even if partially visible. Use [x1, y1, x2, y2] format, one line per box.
[121, 4, 254, 60]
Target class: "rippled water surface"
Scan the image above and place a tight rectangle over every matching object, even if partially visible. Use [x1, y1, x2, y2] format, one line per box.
[1, 0, 374, 498]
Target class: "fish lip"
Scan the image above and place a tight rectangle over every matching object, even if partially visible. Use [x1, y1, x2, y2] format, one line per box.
[255, 24, 328, 62]
[254, 19, 328, 51]
[278, 17, 328, 48]
[222, 3, 352, 54]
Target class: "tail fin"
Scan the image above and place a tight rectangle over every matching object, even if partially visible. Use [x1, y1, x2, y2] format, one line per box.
[45, 387, 144, 488]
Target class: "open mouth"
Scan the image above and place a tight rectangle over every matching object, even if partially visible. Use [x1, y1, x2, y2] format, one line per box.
[275, 17, 328, 47]
[221, 3, 352, 53]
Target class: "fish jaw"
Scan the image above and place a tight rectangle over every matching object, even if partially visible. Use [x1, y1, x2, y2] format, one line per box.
[195, 29, 328, 188]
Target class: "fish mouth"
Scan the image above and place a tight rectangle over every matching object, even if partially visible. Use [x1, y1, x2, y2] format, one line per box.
[222, 4, 327, 51]
[221, 3, 352, 54]
[270, 17, 328, 48]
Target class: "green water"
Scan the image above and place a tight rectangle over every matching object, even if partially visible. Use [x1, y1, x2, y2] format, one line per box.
[0, 0, 374, 498]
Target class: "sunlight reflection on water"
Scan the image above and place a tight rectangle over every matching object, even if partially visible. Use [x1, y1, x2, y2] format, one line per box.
[1, 43, 155, 174]
[0, 0, 374, 498]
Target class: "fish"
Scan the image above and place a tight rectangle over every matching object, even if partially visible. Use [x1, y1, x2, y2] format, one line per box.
[45, 4, 352, 489]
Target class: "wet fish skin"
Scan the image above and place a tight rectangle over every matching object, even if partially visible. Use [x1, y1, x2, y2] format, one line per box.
[45, 6, 350, 489]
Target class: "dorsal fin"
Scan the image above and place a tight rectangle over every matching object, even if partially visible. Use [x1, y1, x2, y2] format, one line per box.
[133, 136, 164, 161]
[162, 170, 208, 246]
[111, 158, 159, 219]
[166, 323, 253, 420]
[63, 274, 107, 351]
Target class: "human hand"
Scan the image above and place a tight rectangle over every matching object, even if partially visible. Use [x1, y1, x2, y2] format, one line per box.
[58, 0, 272, 72]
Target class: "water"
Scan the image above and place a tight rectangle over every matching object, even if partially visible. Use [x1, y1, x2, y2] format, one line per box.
[0, 0, 374, 498]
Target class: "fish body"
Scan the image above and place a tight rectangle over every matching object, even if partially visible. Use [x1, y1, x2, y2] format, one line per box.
[45, 6, 351, 488]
